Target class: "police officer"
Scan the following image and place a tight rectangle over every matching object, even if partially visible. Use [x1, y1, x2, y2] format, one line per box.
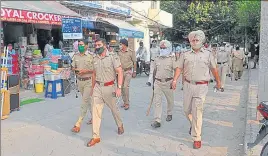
[147, 40, 160, 86]
[209, 44, 218, 82]
[171, 30, 221, 149]
[217, 44, 230, 92]
[150, 40, 179, 128]
[232, 46, 245, 80]
[87, 38, 124, 147]
[118, 39, 137, 110]
[71, 40, 94, 133]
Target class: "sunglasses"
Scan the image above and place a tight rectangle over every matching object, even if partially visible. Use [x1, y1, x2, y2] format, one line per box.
[160, 47, 167, 49]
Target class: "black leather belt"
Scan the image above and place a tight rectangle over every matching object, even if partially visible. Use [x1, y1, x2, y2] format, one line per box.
[155, 78, 173, 82]
[151, 59, 154, 61]
[77, 77, 91, 81]
[217, 61, 227, 64]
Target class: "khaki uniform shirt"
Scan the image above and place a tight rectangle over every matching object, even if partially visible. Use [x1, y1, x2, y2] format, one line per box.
[217, 49, 230, 63]
[178, 48, 217, 82]
[150, 47, 160, 60]
[118, 48, 136, 70]
[93, 52, 121, 82]
[154, 55, 178, 79]
[71, 53, 94, 78]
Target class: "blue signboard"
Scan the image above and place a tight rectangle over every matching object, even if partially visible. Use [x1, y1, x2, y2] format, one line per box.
[119, 28, 144, 39]
[62, 18, 83, 40]
[82, 19, 95, 29]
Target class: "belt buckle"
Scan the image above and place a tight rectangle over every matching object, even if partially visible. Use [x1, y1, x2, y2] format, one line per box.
[190, 80, 196, 85]
[99, 82, 105, 86]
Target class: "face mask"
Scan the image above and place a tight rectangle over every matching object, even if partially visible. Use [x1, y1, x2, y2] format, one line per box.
[159, 49, 170, 56]
[191, 43, 202, 50]
[95, 47, 105, 54]
[119, 45, 123, 50]
[78, 45, 85, 53]
[255, 44, 258, 47]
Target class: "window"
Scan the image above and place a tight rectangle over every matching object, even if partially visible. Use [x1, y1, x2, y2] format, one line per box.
[151, 1, 157, 9]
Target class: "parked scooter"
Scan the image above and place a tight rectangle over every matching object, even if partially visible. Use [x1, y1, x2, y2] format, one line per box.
[247, 101, 268, 156]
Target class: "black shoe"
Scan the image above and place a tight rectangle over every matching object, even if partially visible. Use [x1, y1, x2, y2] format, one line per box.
[181, 87, 183, 90]
[210, 79, 213, 83]
[151, 121, 161, 128]
[252, 67, 256, 69]
[235, 79, 238, 81]
[166, 115, 172, 122]
[146, 82, 151, 86]
[221, 88, 224, 92]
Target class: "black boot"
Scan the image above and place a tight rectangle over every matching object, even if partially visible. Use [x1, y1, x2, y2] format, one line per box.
[151, 121, 161, 128]
[166, 115, 172, 122]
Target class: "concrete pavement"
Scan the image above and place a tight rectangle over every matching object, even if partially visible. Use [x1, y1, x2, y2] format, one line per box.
[2, 71, 249, 156]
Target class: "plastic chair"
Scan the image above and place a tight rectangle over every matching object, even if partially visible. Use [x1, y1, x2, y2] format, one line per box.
[45, 79, 64, 99]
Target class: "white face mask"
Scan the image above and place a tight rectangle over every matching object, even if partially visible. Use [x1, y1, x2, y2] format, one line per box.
[191, 43, 203, 50]
[160, 49, 170, 56]
[119, 45, 123, 50]
[255, 44, 258, 47]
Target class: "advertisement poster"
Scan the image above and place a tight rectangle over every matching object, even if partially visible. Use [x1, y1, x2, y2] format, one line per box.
[62, 18, 82, 40]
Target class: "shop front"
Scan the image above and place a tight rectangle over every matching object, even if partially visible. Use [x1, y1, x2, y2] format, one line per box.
[0, 1, 81, 116]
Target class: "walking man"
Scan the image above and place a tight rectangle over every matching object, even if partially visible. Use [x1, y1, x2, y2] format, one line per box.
[232, 46, 245, 80]
[118, 39, 137, 110]
[147, 40, 160, 86]
[171, 30, 221, 149]
[209, 43, 218, 82]
[151, 40, 180, 128]
[252, 42, 259, 69]
[136, 41, 148, 74]
[71, 40, 94, 133]
[87, 38, 124, 147]
[216, 45, 230, 92]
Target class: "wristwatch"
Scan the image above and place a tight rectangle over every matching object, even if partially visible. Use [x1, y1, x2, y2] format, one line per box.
[118, 85, 122, 89]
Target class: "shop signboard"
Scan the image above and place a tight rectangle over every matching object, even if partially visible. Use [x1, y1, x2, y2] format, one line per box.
[63, 1, 104, 9]
[119, 28, 144, 39]
[1, 8, 69, 25]
[62, 18, 83, 40]
[105, 1, 131, 16]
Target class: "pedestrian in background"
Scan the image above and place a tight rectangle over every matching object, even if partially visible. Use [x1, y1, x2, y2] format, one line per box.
[171, 30, 221, 149]
[118, 39, 137, 110]
[209, 43, 218, 82]
[136, 41, 148, 74]
[71, 40, 94, 133]
[232, 46, 245, 80]
[88, 38, 124, 147]
[252, 42, 259, 69]
[147, 39, 160, 86]
[150, 40, 180, 128]
[216, 44, 230, 92]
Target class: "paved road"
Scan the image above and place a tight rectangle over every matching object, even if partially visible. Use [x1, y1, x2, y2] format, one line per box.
[1, 71, 249, 156]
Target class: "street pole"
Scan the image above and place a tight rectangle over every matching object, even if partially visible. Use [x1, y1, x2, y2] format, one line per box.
[258, 1, 268, 102]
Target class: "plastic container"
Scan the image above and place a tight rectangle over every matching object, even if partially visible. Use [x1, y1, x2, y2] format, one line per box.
[35, 83, 44, 93]
[35, 74, 44, 83]
[52, 49, 61, 56]
[33, 50, 41, 55]
[49, 62, 58, 70]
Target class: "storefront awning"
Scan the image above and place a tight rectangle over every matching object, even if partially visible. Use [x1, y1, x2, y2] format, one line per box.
[102, 18, 144, 39]
[1, 1, 81, 25]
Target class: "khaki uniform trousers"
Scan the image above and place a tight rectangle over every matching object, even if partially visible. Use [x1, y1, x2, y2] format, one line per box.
[75, 79, 92, 127]
[183, 82, 208, 141]
[148, 61, 155, 84]
[153, 80, 174, 123]
[217, 63, 228, 88]
[122, 70, 132, 104]
[91, 84, 123, 138]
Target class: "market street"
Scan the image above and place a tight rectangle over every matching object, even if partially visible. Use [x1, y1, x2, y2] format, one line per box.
[1, 71, 249, 156]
